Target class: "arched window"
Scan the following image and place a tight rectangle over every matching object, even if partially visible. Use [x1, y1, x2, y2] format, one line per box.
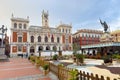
[31, 36, 34, 43]
[19, 23, 22, 29]
[63, 29, 64, 32]
[24, 24, 26, 29]
[66, 29, 67, 33]
[57, 37, 60, 43]
[51, 35, 54, 42]
[30, 46, 34, 53]
[38, 46, 43, 51]
[59, 47, 61, 51]
[45, 36, 48, 42]
[38, 36, 41, 42]
[46, 46, 50, 50]
[14, 23, 17, 28]
[53, 46, 57, 51]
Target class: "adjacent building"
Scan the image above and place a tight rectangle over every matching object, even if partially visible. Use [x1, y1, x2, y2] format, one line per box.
[10, 10, 72, 56]
[73, 29, 103, 47]
[111, 30, 120, 42]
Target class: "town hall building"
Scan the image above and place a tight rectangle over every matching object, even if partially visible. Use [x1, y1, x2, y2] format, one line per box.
[10, 10, 72, 56]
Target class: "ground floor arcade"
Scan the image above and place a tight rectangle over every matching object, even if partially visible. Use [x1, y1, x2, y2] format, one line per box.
[10, 43, 72, 56]
[81, 42, 120, 56]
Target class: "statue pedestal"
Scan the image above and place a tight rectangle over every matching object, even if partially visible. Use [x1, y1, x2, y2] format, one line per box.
[0, 47, 7, 60]
[100, 32, 113, 42]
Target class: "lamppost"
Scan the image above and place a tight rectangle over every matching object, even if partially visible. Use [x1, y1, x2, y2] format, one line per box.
[38, 47, 42, 57]
[25, 42, 30, 57]
[0, 25, 7, 47]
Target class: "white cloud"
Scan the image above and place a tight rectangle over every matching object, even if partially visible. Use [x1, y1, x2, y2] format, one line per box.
[109, 17, 120, 31]
[0, 0, 120, 36]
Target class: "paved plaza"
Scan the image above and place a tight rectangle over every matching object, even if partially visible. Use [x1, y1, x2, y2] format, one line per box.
[0, 58, 57, 80]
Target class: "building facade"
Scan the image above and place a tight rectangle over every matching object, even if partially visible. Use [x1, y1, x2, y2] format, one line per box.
[111, 30, 120, 42]
[10, 10, 72, 56]
[73, 29, 103, 47]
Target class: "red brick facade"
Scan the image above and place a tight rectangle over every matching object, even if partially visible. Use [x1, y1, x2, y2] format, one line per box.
[62, 35, 65, 43]
[23, 32, 27, 42]
[22, 46, 26, 52]
[13, 32, 17, 42]
[12, 31, 27, 53]
[69, 35, 71, 43]
[73, 29, 103, 47]
[12, 46, 17, 52]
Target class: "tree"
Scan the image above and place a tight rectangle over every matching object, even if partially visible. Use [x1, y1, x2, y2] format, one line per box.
[72, 43, 80, 55]
[72, 43, 80, 63]
[53, 46, 57, 54]
[75, 53, 84, 65]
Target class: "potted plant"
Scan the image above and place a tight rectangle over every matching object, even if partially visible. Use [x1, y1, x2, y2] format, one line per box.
[35, 57, 40, 68]
[73, 52, 77, 63]
[53, 54, 58, 60]
[75, 53, 84, 65]
[116, 55, 120, 63]
[68, 69, 78, 80]
[43, 64, 49, 75]
[30, 55, 36, 64]
[103, 55, 112, 64]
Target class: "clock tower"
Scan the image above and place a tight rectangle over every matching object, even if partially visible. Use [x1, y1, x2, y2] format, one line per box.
[42, 10, 49, 27]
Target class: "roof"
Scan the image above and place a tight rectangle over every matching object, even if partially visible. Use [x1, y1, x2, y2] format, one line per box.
[11, 17, 29, 22]
[73, 29, 103, 35]
[29, 25, 59, 33]
[57, 24, 72, 28]
[111, 30, 120, 35]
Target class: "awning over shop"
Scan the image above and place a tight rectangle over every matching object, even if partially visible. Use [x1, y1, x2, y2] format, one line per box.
[81, 42, 120, 49]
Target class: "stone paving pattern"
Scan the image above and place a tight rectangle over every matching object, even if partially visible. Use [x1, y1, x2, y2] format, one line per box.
[0, 58, 58, 80]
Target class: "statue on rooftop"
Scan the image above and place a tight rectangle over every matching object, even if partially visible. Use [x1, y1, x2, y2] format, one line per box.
[100, 19, 109, 33]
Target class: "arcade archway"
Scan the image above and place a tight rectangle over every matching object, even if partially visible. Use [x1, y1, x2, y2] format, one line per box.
[46, 46, 50, 50]
[30, 46, 35, 53]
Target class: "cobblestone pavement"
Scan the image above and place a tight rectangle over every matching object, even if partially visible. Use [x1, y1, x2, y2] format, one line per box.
[0, 58, 58, 80]
[4, 74, 50, 80]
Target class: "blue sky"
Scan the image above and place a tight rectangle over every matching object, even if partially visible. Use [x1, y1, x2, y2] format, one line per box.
[0, 0, 120, 36]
